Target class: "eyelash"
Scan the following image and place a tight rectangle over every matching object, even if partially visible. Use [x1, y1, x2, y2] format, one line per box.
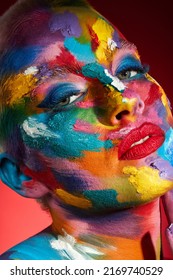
[51, 91, 86, 111]
[116, 64, 149, 81]
[37, 81, 87, 112]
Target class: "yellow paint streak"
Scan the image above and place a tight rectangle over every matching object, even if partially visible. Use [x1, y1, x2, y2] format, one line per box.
[50, 206, 77, 236]
[55, 189, 92, 209]
[92, 18, 115, 65]
[99, 236, 145, 260]
[108, 88, 137, 123]
[123, 166, 173, 201]
[5, 74, 38, 105]
[93, 18, 114, 44]
[155, 236, 161, 260]
[107, 85, 123, 106]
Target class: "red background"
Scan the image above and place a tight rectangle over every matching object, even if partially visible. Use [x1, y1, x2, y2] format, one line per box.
[0, 0, 172, 258]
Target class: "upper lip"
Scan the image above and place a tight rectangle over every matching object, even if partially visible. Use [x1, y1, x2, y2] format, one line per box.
[118, 122, 165, 160]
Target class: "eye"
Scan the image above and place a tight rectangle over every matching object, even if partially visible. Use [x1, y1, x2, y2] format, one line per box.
[117, 69, 139, 80]
[115, 55, 149, 81]
[58, 92, 84, 107]
[38, 82, 87, 111]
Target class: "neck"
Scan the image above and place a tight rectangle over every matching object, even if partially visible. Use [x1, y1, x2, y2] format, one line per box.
[48, 198, 161, 260]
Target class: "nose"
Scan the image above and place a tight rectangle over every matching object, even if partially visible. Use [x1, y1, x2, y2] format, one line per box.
[110, 97, 144, 126]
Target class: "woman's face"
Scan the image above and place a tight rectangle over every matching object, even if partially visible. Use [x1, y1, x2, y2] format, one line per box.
[2, 6, 173, 212]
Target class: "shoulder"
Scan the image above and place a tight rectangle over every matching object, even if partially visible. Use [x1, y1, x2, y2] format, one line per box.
[0, 228, 64, 260]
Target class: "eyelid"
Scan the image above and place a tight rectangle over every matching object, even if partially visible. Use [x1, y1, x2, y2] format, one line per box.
[55, 91, 86, 106]
[37, 83, 86, 109]
[51, 90, 87, 112]
[115, 56, 147, 75]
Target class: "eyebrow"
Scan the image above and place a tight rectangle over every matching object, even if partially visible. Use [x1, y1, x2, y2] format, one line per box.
[28, 63, 82, 84]
[120, 39, 138, 52]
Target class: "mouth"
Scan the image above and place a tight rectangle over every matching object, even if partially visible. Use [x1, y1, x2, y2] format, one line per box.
[118, 122, 165, 160]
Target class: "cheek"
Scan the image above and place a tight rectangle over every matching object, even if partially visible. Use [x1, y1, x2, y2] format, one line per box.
[124, 79, 163, 105]
[21, 110, 112, 159]
[144, 84, 172, 127]
[125, 79, 171, 122]
[144, 101, 167, 126]
[48, 110, 113, 157]
[144, 83, 162, 106]
[123, 80, 152, 102]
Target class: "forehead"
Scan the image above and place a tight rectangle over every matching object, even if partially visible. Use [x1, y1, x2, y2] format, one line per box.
[1, 6, 138, 77]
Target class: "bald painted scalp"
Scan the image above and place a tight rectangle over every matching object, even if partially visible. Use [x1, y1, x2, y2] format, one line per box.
[0, 0, 92, 53]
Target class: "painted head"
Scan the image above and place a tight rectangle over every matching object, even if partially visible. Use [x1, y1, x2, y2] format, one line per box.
[0, 0, 173, 215]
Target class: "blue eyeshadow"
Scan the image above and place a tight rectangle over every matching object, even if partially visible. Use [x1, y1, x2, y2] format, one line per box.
[38, 83, 81, 109]
[115, 55, 144, 74]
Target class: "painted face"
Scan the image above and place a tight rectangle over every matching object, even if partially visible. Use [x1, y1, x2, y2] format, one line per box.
[1, 5, 173, 213]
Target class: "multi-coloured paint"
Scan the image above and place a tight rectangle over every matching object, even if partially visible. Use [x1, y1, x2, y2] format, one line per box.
[0, 0, 173, 260]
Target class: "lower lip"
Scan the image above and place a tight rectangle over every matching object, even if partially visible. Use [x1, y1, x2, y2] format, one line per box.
[118, 123, 165, 160]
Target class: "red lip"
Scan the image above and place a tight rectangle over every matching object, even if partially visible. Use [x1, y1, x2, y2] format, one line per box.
[118, 122, 165, 160]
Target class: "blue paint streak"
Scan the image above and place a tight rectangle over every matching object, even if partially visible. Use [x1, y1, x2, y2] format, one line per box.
[0, 153, 30, 196]
[64, 37, 96, 63]
[0, 46, 43, 76]
[21, 111, 113, 158]
[53, 170, 90, 192]
[0, 230, 64, 260]
[158, 128, 173, 165]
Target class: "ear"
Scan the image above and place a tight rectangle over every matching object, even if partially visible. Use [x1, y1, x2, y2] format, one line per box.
[0, 153, 49, 198]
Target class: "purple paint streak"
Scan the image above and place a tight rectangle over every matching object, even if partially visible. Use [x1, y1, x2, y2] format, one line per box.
[147, 157, 173, 180]
[35, 63, 54, 79]
[168, 223, 173, 235]
[113, 31, 121, 48]
[49, 11, 82, 38]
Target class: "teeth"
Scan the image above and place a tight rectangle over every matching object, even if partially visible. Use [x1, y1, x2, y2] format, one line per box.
[130, 136, 150, 148]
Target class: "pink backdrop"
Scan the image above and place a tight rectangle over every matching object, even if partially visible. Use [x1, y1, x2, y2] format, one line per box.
[0, 0, 173, 258]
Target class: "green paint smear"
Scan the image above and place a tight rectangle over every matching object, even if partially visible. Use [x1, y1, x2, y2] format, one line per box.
[21, 109, 113, 158]
[0, 104, 26, 141]
[83, 189, 120, 209]
[76, 108, 100, 124]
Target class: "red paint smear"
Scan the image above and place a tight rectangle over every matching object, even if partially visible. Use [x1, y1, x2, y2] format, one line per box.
[145, 83, 162, 106]
[87, 25, 99, 51]
[134, 199, 158, 216]
[23, 166, 59, 190]
[49, 47, 82, 74]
